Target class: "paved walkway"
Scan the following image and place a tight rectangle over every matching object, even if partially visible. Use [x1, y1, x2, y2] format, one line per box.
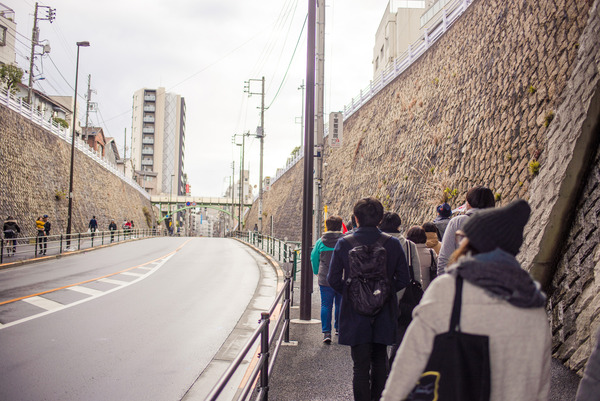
[268, 270, 582, 401]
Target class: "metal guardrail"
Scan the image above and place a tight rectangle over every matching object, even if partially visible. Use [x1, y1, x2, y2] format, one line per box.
[0, 228, 166, 264]
[203, 232, 300, 400]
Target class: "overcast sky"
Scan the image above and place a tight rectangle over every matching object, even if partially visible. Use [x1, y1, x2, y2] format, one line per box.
[9, 0, 391, 197]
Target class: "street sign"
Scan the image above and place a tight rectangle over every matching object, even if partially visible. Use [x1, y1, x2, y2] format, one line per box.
[186, 201, 191, 206]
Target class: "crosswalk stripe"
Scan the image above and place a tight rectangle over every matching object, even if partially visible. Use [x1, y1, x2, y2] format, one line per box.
[137, 266, 153, 270]
[22, 296, 64, 311]
[121, 272, 145, 277]
[67, 286, 104, 296]
[99, 278, 129, 286]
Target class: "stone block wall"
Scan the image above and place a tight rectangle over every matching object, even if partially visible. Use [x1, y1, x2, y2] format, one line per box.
[245, 0, 600, 373]
[0, 105, 157, 237]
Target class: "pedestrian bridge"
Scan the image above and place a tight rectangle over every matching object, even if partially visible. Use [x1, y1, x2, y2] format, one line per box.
[150, 195, 254, 222]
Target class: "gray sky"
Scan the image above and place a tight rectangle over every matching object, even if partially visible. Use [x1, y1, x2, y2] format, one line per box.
[9, 0, 390, 196]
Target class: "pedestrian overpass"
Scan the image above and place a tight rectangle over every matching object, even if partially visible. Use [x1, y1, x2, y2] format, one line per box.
[150, 195, 254, 223]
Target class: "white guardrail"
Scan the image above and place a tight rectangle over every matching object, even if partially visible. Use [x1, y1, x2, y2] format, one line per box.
[269, 0, 472, 187]
[0, 87, 150, 200]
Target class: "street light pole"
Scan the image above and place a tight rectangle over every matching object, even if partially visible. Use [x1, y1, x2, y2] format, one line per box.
[66, 41, 90, 247]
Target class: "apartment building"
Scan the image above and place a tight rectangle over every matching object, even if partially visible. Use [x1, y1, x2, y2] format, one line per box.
[0, 4, 16, 66]
[131, 88, 186, 196]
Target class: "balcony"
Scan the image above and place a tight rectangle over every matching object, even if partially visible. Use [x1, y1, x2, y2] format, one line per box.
[142, 148, 154, 155]
[143, 116, 155, 123]
[142, 138, 154, 144]
[141, 159, 153, 166]
[143, 127, 154, 134]
[144, 95, 156, 101]
[143, 105, 156, 112]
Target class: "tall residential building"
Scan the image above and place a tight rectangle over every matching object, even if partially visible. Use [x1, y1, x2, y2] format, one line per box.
[0, 5, 16, 66]
[131, 88, 186, 196]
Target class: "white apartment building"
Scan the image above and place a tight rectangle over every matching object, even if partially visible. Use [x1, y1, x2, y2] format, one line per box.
[131, 88, 186, 196]
[373, 1, 427, 78]
[0, 4, 16, 66]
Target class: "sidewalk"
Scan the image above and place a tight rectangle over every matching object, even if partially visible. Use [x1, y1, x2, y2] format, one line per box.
[268, 270, 582, 400]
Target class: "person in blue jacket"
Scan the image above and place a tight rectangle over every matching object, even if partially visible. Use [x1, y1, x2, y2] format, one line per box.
[311, 215, 345, 344]
[328, 197, 409, 401]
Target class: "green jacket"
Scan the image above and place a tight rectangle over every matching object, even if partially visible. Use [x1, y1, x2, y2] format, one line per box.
[311, 231, 344, 287]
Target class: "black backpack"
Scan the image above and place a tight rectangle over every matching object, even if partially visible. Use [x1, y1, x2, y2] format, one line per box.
[344, 233, 392, 316]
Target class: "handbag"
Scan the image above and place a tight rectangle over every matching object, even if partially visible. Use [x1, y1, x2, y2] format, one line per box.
[399, 242, 423, 324]
[429, 249, 438, 282]
[407, 276, 491, 401]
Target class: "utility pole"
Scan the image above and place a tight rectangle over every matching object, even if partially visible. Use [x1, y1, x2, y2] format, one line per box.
[231, 161, 235, 230]
[300, 0, 317, 321]
[244, 78, 266, 232]
[298, 80, 305, 151]
[314, 0, 326, 241]
[27, 3, 55, 104]
[123, 128, 127, 175]
[84, 74, 96, 138]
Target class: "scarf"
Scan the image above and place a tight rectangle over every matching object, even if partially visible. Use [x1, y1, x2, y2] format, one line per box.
[448, 248, 546, 308]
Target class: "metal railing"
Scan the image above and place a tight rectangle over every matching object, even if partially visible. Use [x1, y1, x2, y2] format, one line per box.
[0, 228, 166, 264]
[205, 273, 292, 401]
[0, 88, 150, 200]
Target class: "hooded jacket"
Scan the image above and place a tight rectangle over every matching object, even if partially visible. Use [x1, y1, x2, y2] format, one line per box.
[382, 249, 550, 401]
[3, 219, 20, 235]
[311, 231, 344, 287]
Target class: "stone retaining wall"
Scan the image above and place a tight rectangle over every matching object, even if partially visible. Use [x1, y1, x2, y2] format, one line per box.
[0, 105, 157, 237]
[245, 0, 600, 373]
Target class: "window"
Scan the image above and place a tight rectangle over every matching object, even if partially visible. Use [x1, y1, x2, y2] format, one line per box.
[0, 26, 6, 46]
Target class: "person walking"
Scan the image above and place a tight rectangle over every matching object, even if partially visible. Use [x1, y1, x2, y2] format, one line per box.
[437, 185, 495, 275]
[123, 219, 131, 239]
[89, 216, 98, 238]
[42, 215, 51, 255]
[108, 220, 117, 242]
[3, 217, 20, 254]
[405, 226, 437, 291]
[433, 202, 452, 239]
[35, 216, 45, 255]
[576, 326, 600, 400]
[381, 200, 550, 401]
[310, 215, 345, 343]
[328, 197, 409, 401]
[422, 222, 441, 255]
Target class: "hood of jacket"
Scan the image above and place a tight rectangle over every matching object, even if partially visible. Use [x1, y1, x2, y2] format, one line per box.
[322, 231, 344, 248]
[448, 248, 546, 308]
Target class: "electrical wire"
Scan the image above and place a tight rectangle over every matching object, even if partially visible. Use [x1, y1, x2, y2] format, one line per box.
[266, 13, 307, 109]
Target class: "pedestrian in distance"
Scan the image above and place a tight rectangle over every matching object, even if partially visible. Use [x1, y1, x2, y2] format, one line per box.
[108, 220, 117, 243]
[422, 221, 441, 255]
[123, 219, 131, 239]
[35, 215, 45, 255]
[3, 216, 20, 254]
[381, 200, 550, 401]
[433, 202, 452, 240]
[328, 197, 409, 401]
[437, 185, 495, 275]
[89, 216, 98, 238]
[41, 215, 50, 255]
[310, 215, 345, 343]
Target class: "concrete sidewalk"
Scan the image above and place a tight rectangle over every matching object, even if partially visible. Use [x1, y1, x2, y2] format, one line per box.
[268, 270, 582, 401]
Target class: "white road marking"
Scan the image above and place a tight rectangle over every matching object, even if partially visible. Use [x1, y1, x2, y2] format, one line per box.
[99, 278, 130, 286]
[68, 286, 104, 296]
[22, 296, 64, 311]
[0, 254, 175, 330]
[121, 272, 145, 277]
[137, 266, 152, 270]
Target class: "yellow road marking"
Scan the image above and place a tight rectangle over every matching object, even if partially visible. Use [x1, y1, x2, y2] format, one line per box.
[0, 239, 191, 307]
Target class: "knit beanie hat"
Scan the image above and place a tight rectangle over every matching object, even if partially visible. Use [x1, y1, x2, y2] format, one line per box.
[462, 199, 531, 255]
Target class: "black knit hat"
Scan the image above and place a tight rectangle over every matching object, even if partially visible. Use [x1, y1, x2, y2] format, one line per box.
[462, 199, 531, 255]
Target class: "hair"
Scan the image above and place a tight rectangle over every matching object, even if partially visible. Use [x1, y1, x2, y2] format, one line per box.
[378, 212, 401, 233]
[93, 216, 96, 219]
[466, 186, 495, 209]
[423, 221, 442, 241]
[406, 226, 427, 244]
[326, 215, 343, 232]
[448, 238, 479, 264]
[353, 197, 384, 227]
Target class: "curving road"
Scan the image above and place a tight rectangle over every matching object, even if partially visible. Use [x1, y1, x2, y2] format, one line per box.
[0, 237, 267, 400]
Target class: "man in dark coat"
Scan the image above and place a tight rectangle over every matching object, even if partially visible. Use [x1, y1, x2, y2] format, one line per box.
[328, 197, 409, 401]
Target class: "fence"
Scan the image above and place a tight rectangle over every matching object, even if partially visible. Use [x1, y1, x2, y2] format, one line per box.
[269, 0, 473, 188]
[0, 87, 150, 200]
[0, 228, 165, 264]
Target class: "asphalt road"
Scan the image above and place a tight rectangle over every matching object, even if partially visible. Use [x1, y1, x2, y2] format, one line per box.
[0, 237, 262, 401]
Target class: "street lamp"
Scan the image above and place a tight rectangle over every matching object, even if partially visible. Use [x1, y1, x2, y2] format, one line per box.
[66, 41, 90, 247]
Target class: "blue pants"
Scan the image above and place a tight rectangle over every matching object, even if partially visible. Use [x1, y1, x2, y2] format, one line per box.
[319, 285, 341, 333]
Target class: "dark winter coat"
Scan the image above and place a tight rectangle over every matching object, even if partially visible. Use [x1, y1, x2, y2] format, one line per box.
[3, 219, 20, 235]
[328, 226, 409, 346]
